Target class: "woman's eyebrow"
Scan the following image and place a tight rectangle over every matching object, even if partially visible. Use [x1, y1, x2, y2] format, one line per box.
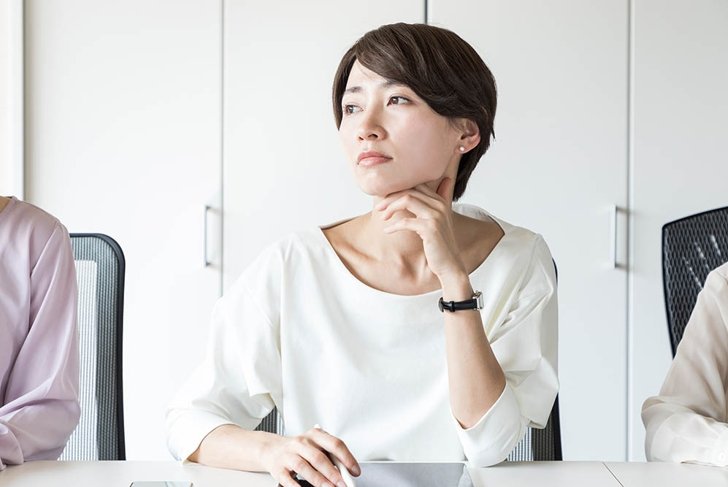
[344, 80, 407, 95]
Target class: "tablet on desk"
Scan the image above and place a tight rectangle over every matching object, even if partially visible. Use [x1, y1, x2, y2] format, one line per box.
[295, 462, 473, 487]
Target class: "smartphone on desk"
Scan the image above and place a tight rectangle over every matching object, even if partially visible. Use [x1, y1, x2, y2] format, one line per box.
[129, 482, 193, 487]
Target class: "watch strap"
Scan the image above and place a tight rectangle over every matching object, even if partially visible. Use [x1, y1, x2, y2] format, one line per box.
[438, 291, 484, 312]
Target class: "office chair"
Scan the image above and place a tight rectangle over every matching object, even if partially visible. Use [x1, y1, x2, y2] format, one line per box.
[662, 206, 728, 356]
[60, 234, 126, 460]
[506, 397, 562, 461]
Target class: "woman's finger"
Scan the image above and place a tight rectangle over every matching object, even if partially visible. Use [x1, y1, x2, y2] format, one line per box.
[375, 186, 434, 211]
[295, 440, 343, 486]
[276, 468, 302, 487]
[308, 428, 361, 477]
[383, 217, 429, 237]
[285, 452, 334, 487]
[380, 193, 441, 221]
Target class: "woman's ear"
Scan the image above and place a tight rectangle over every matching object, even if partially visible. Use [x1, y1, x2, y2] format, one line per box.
[456, 119, 480, 153]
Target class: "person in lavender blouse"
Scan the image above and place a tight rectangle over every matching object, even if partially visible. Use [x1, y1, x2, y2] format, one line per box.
[0, 196, 80, 470]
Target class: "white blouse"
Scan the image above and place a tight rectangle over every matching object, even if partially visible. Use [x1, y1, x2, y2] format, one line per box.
[642, 261, 728, 465]
[166, 205, 558, 467]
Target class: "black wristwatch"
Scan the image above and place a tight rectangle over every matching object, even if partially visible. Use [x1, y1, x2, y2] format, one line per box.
[438, 291, 484, 312]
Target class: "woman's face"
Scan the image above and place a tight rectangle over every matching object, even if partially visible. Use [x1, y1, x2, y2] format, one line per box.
[338, 61, 465, 198]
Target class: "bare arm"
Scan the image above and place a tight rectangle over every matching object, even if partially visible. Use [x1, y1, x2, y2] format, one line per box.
[189, 424, 360, 487]
[439, 275, 505, 427]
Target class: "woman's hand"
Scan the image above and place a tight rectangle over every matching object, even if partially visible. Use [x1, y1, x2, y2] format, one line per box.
[259, 426, 360, 487]
[377, 177, 467, 286]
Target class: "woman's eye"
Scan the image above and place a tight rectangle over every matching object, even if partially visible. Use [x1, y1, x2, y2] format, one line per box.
[388, 96, 410, 105]
[343, 104, 361, 115]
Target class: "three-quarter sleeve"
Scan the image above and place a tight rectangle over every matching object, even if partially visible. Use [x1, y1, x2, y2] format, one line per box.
[455, 235, 559, 466]
[642, 266, 728, 465]
[0, 223, 80, 469]
[165, 246, 284, 461]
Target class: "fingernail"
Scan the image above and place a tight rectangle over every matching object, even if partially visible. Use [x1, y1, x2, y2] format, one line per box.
[354, 465, 361, 476]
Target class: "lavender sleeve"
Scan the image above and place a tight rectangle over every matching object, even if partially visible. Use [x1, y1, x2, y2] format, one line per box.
[0, 222, 80, 469]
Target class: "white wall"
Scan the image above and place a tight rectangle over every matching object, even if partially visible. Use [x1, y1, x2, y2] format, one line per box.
[24, 0, 223, 460]
[0, 0, 23, 197]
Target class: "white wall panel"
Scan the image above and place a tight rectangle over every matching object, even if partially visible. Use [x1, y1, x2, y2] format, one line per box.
[25, 0, 222, 460]
[0, 0, 23, 197]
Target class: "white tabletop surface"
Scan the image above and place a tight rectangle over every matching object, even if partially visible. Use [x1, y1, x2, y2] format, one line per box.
[605, 461, 728, 486]
[2, 460, 727, 487]
[471, 461, 618, 487]
[0, 461, 274, 487]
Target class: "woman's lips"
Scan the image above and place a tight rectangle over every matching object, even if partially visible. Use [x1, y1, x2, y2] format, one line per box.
[357, 151, 392, 167]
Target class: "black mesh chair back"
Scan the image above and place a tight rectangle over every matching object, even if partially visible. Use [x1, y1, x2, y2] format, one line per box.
[254, 398, 562, 461]
[662, 206, 728, 356]
[60, 234, 126, 460]
[507, 397, 562, 461]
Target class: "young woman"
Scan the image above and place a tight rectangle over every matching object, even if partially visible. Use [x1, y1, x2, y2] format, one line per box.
[166, 23, 558, 487]
[0, 196, 79, 469]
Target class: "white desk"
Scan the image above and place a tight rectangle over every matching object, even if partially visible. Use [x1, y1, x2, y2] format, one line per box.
[605, 461, 728, 486]
[0, 461, 614, 487]
[1, 461, 726, 486]
[0, 461, 272, 487]
[471, 461, 618, 486]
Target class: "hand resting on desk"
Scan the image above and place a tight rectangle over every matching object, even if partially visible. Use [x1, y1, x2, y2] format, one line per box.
[190, 424, 360, 487]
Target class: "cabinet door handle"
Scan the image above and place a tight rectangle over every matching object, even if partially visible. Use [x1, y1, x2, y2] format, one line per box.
[610, 204, 618, 268]
[204, 205, 212, 267]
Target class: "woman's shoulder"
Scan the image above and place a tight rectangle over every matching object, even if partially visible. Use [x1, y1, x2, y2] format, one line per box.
[254, 227, 331, 263]
[1, 197, 63, 233]
[455, 203, 548, 251]
[455, 204, 555, 289]
[0, 197, 69, 252]
[0, 197, 72, 275]
[235, 227, 333, 282]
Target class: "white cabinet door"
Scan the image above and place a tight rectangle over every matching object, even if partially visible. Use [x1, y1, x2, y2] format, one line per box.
[429, 1, 630, 460]
[223, 0, 423, 286]
[630, 0, 728, 460]
[24, 0, 222, 460]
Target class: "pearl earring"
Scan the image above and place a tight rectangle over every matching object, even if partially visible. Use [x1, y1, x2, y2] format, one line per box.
[459, 146, 466, 153]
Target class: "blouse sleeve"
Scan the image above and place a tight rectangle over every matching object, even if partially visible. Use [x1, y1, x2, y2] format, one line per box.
[455, 235, 559, 466]
[0, 223, 80, 469]
[641, 266, 728, 465]
[165, 245, 284, 461]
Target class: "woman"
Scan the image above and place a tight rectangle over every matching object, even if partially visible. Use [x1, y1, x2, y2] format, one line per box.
[166, 23, 558, 487]
[0, 196, 80, 469]
[642, 261, 728, 465]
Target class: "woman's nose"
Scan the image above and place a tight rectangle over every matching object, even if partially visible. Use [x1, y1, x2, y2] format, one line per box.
[357, 111, 385, 141]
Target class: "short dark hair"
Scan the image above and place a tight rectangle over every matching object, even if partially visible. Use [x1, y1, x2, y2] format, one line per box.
[332, 23, 497, 200]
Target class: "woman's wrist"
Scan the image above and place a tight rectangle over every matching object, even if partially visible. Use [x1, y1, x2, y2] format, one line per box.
[439, 270, 473, 301]
[257, 431, 282, 470]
